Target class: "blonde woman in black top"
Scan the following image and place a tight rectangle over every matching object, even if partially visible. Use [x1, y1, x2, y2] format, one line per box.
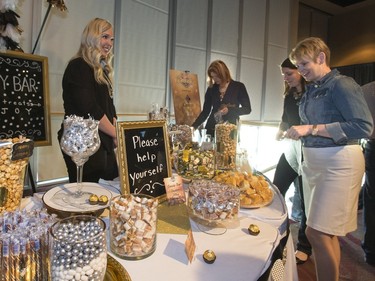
[58, 18, 118, 182]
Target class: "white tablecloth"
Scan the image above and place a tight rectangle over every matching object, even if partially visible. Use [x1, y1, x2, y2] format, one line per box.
[104, 217, 279, 281]
[21, 180, 298, 281]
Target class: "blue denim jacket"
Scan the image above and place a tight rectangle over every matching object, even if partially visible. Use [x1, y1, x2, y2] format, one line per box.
[299, 69, 373, 147]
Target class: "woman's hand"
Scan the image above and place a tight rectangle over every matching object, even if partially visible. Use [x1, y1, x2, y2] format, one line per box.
[275, 130, 286, 141]
[220, 106, 228, 115]
[285, 125, 312, 140]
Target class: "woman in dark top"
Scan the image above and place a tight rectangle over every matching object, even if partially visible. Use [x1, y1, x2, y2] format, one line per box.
[192, 60, 251, 137]
[58, 18, 118, 183]
[273, 58, 312, 264]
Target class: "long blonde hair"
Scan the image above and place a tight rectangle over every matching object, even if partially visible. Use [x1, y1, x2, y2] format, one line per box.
[74, 18, 114, 86]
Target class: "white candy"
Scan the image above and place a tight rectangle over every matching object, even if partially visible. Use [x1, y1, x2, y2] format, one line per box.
[82, 265, 91, 272]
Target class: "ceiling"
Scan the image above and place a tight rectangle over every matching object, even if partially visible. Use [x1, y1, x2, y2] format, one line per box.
[300, 0, 375, 15]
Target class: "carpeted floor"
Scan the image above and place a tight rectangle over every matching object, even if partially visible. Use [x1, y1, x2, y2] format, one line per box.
[290, 210, 375, 281]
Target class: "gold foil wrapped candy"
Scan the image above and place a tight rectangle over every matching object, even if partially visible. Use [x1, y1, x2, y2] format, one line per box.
[89, 194, 99, 205]
[248, 224, 260, 236]
[177, 141, 215, 180]
[203, 250, 216, 264]
[98, 195, 109, 205]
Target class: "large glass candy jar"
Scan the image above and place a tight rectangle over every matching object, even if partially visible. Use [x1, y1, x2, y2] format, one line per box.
[109, 194, 158, 260]
[176, 139, 215, 180]
[187, 179, 240, 225]
[215, 123, 237, 170]
[49, 215, 107, 281]
[0, 137, 32, 214]
[60, 115, 100, 205]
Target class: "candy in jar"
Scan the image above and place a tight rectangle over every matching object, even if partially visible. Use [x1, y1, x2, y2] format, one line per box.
[215, 123, 237, 170]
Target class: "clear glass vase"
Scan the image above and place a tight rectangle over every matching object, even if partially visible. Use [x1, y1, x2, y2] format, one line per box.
[49, 215, 107, 281]
[215, 123, 238, 170]
[176, 137, 215, 180]
[109, 194, 158, 260]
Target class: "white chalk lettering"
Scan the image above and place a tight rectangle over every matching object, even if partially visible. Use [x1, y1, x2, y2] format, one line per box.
[129, 163, 164, 186]
[132, 135, 159, 149]
[2, 99, 41, 107]
[136, 151, 157, 163]
[0, 75, 9, 90]
[13, 76, 37, 93]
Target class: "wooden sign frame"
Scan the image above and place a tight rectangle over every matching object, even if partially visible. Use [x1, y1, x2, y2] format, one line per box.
[116, 120, 172, 199]
[0, 50, 51, 146]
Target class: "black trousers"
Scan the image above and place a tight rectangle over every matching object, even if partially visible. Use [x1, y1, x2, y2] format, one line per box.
[362, 140, 375, 263]
[273, 153, 312, 255]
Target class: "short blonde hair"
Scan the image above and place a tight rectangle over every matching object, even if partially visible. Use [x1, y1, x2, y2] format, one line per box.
[207, 60, 232, 87]
[289, 37, 331, 67]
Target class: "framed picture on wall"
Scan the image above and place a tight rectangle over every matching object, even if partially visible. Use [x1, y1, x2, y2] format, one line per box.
[169, 69, 201, 126]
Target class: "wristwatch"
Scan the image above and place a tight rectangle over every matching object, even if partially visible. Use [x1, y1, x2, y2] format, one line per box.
[311, 124, 318, 136]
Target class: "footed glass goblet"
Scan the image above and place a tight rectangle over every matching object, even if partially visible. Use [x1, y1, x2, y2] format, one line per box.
[60, 115, 101, 205]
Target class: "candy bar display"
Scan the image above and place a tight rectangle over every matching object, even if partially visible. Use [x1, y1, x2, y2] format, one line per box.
[187, 179, 240, 222]
[49, 215, 107, 281]
[0, 137, 33, 215]
[0, 209, 57, 281]
[215, 123, 237, 170]
[109, 194, 158, 260]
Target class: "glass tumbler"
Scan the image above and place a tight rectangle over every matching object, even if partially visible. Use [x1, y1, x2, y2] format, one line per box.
[49, 215, 107, 281]
[110, 194, 158, 260]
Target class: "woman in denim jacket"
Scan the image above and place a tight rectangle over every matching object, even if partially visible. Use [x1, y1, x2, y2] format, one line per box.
[285, 37, 373, 281]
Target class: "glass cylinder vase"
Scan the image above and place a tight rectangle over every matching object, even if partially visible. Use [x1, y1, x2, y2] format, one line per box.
[176, 138, 215, 180]
[0, 138, 33, 215]
[215, 123, 238, 170]
[49, 215, 107, 281]
[109, 194, 158, 260]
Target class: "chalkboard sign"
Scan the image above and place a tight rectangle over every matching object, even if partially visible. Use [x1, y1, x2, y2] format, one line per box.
[117, 120, 172, 198]
[0, 51, 51, 146]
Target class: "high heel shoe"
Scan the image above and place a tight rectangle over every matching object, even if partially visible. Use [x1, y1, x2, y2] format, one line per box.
[295, 250, 309, 265]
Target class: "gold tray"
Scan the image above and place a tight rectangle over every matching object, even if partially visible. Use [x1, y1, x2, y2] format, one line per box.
[105, 254, 132, 281]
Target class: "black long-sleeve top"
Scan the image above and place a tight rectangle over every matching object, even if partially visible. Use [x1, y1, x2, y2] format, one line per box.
[279, 89, 302, 131]
[192, 80, 251, 136]
[59, 57, 117, 152]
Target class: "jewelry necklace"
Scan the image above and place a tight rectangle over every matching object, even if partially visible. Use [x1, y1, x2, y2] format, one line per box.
[293, 91, 302, 100]
[219, 83, 228, 101]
